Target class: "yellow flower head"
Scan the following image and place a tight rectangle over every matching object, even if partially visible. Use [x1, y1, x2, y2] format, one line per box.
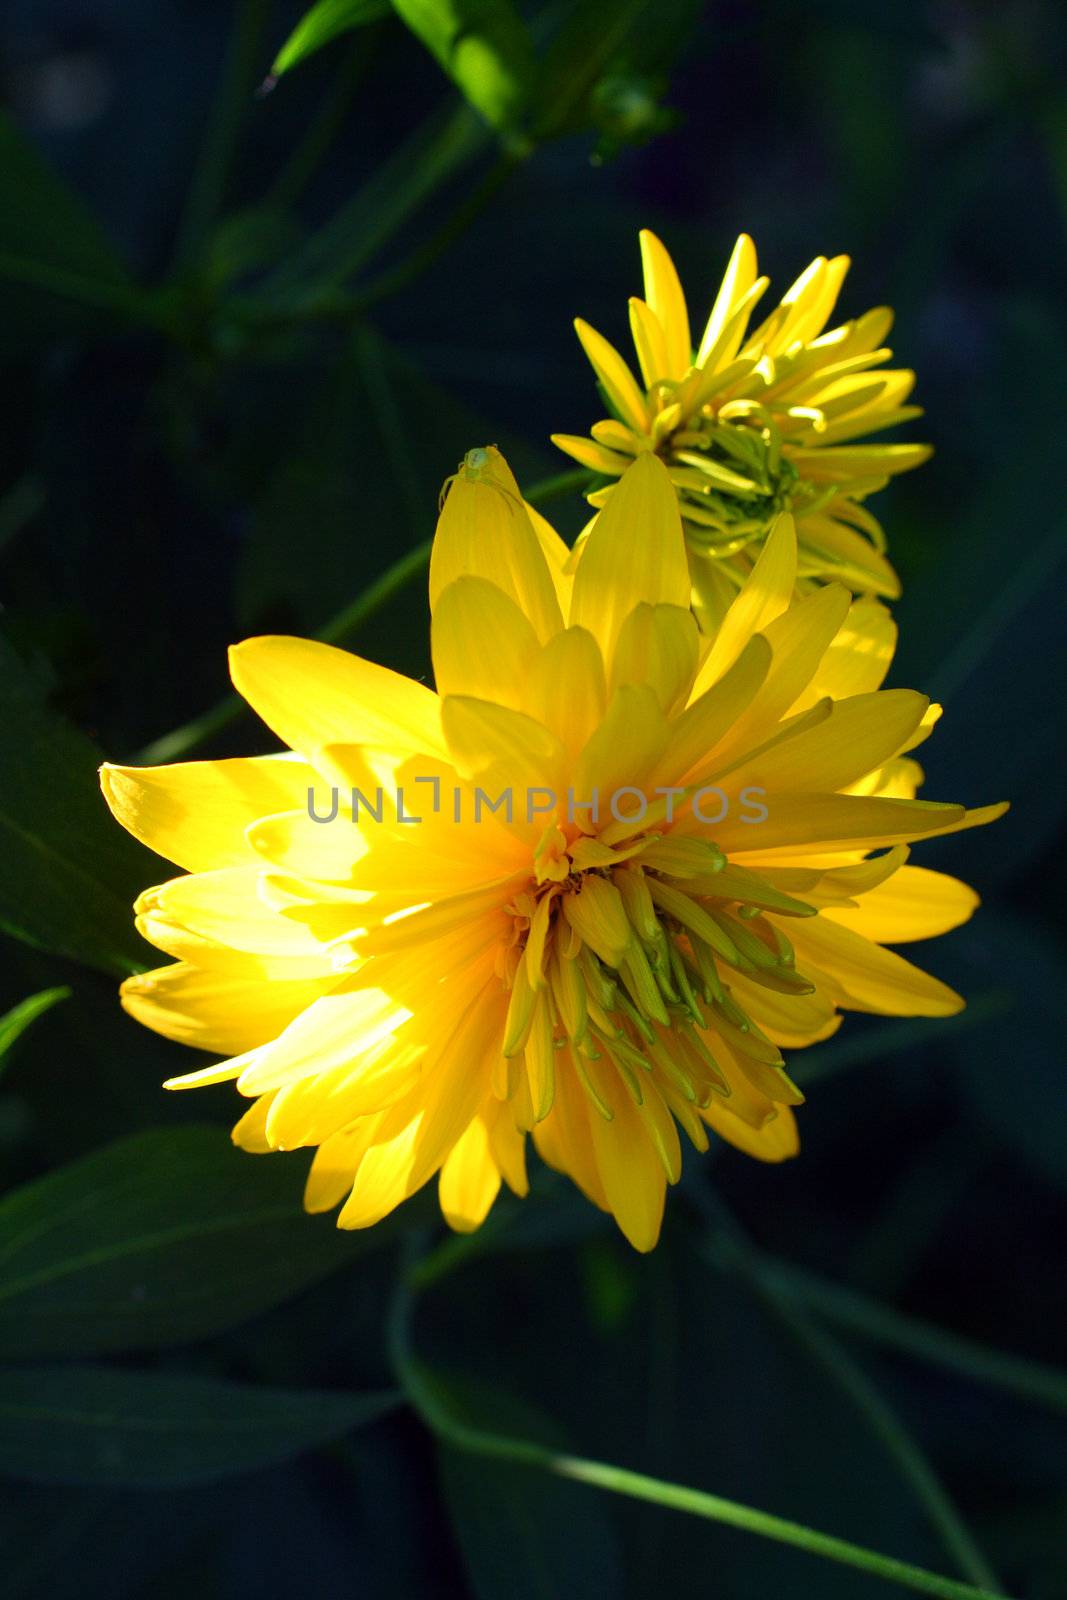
[553, 231, 931, 619]
[101, 448, 1002, 1252]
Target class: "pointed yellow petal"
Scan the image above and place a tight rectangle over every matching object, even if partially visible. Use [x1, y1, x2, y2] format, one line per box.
[137, 868, 331, 959]
[732, 690, 929, 795]
[638, 230, 691, 379]
[429, 447, 563, 643]
[628, 296, 671, 387]
[569, 452, 689, 666]
[694, 511, 798, 690]
[573, 319, 650, 434]
[100, 754, 321, 874]
[120, 960, 333, 1055]
[229, 636, 445, 761]
[788, 914, 964, 1017]
[698, 233, 758, 365]
[822, 865, 979, 943]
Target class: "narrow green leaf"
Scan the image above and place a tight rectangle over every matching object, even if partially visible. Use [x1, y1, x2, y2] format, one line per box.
[0, 1365, 398, 1487]
[0, 631, 152, 975]
[390, 0, 536, 136]
[269, 0, 391, 82]
[0, 110, 153, 329]
[0, 989, 71, 1080]
[0, 1127, 404, 1360]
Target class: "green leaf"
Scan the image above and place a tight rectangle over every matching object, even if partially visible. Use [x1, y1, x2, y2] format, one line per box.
[0, 989, 71, 1081]
[0, 110, 150, 332]
[0, 1127, 402, 1360]
[269, 0, 392, 82]
[0, 631, 153, 976]
[390, 0, 536, 136]
[0, 1364, 398, 1487]
[532, 0, 657, 140]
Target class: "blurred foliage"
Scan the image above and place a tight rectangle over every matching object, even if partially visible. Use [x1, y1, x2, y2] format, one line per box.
[0, 0, 1065, 1596]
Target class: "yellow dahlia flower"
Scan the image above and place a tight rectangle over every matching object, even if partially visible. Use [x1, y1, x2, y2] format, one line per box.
[553, 230, 930, 619]
[100, 448, 1002, 1252]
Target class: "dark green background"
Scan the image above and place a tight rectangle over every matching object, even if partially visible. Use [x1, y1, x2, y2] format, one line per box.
[1, 2, 1065, 1596]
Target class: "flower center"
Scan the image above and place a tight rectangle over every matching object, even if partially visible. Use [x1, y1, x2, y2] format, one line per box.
[496, 828, 817, 1126]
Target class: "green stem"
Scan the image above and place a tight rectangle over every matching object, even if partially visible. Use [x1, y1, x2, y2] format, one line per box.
[763, 1260, 1067, 1420]
[388, 1258, 1008, 1600]
[701, 1208, 1000, 1592]
[171, 0, 271, 271]
[133, 465, 593, 764]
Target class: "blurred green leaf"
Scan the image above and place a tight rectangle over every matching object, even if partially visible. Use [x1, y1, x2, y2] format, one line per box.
[0, 989, 71, 1082]
[0, 632, 152, 977]
[0, 1127, 398, 1359]
[270, 0, 391, 80]
[0, 1365, 397, 1487]
[0, 110, 150, 329]
[532, 0, 666, 141]
[390, 0, 536, 137]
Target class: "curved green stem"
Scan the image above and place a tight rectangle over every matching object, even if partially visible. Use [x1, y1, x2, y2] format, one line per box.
[133, 465, 593, 764]
[387, 1256, 1008, 1600]
[699, 1206, 1000, 1592]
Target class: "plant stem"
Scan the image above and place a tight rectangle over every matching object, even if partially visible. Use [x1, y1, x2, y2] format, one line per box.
[700, 1205, 1001, 1592]
[762, 1259, 1067, 1419]
[387, 1255, 1009, 1600]
[172, 0, 271, 272]
[134, 465, 593, 764]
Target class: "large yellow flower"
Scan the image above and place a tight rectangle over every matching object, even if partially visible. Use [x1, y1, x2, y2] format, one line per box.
[101, 449, 1002, 1251]
[553, 230, 930, 621]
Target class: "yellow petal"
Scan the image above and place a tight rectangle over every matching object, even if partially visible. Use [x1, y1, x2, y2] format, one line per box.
[638, 230, 691, 379]
[788, 914, 964, 1017]
[337, 973, 505, 1228]
[99, 754, 321, 874]
[441, 695, 567, 798]
[732, 690, 929, 796]
[705, 1099, 799, 1163]
[694, 511, 797, 691]
[571, 682, 670, 821]
[697, 233, 758, 366]
[628, 296, 670, 387]
[235, 987, 410, 1095]
[432, 576, 540, 709]
[429, 447, 563, 643]
[610, 602, 699, 713]
[584, 1057, 667, 1251]
[822, 865, 979, 943]
[120, 960, 334, 1055]
[654, 634, 771, 789]
[716, 792, 967, 854]
[439, 1112, 502, 1232]
[229, 636, 445, 760]
[137, 868, 331, 959]
[796, 596, 897, 708]
[573, 319, 650, 433]
[524, 626, 607, 762]
[569, 452, 689, 666]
